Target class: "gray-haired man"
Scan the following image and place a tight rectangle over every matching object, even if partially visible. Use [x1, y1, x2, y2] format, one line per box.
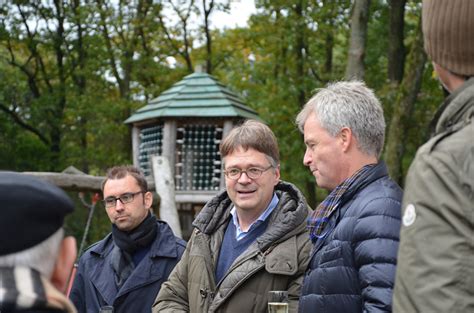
[296, 81, 402, 313]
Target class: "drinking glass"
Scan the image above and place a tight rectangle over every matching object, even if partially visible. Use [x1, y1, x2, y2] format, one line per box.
[268, 290, 289, 313]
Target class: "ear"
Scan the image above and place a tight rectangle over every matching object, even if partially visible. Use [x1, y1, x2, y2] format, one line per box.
[144, 191, 153, 209]
[51, 236, 77, 294]
[273, 165, 281, 186]
[339, 127, 352, 152]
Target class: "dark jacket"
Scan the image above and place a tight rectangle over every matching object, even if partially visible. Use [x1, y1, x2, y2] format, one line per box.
[69, 220, 186, 313]
[299, 162, 402, 313]
[393, 78, 474, 313]
[153, 181, 312, 313]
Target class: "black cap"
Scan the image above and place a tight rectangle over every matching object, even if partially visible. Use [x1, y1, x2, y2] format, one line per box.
[0, 171, 75, 256]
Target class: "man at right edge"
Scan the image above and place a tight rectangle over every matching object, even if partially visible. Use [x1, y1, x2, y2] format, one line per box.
[393, 1, 474, 312]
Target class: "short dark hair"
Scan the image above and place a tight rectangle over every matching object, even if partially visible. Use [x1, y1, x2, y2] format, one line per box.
[220, 119, 280, 167]
[101, 165, 148, 192]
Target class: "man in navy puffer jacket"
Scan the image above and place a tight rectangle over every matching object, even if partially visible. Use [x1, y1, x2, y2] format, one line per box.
[295, 81, 402, 313]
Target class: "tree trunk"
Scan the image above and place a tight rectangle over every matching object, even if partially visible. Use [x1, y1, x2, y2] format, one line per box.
[345, 0, 370, 80]
[294, 0, 306, 107]
[324, 30, 334, 75]
[385, 17, 426, 184]
[50, 0, 67, 171]
[388, 0, 406, 83]
[203, 0, 214, 74]
[72, 0, 89, 173]
[151, 156, 182, 238]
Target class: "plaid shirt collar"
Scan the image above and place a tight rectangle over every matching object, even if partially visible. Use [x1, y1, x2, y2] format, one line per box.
[308, 163, 376, 243]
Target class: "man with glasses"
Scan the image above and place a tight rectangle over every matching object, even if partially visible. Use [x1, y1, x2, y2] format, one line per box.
[69, 165, 186, 313]
[296, 81, 402, 313]
[153, 120, 312, 312]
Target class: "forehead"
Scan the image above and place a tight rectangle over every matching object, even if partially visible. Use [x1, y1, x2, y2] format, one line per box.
[223, 146, 269, 168]
[103, 175, 139, 195]
[303, 113, 328, 142]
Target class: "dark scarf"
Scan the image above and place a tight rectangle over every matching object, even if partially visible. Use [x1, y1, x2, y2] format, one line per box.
[308, 164, 376, 243]
[110, 212, 157, 288]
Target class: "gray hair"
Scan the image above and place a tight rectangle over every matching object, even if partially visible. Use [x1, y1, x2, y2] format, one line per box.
[296, 81, 386, 158]
[0, 228, 64, 278]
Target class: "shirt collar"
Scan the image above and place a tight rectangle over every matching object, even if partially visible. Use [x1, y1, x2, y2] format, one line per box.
[230, 193, 279, 240]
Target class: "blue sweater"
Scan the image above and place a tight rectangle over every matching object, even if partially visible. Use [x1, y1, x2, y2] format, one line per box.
[215, 218, 269, 283]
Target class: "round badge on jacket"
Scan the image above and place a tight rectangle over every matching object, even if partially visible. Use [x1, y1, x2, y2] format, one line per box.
[402, 204, 416, 227]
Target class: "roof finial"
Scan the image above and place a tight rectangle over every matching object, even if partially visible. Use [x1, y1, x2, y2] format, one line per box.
[195, 63, 207, 73]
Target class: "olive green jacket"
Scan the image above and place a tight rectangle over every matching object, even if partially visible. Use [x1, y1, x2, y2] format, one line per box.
[152, 181, 312, 313]
[393, 78, 474, 313]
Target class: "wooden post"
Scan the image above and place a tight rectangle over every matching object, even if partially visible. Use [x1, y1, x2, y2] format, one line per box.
[151, 155, 182, 238]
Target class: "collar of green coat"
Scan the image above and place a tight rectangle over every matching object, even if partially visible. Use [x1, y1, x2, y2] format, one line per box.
[432, 77, 474, 135]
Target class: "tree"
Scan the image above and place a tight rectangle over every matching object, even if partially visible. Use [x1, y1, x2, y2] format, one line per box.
[384, 13, 427, 183]
[388, 0, 406, 83]
[0, 1, 71, 170]
[158, 0, 196, 73]
[345, 0, 370, 80]
[214, 0, 352, 207]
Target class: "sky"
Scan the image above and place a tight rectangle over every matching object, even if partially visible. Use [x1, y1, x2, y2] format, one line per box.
[210, 0, 257, 29]
[164, 0, 257, 67]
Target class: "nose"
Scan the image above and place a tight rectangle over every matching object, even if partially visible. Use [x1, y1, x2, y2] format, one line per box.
[303, 148, 312, 166]
[237, 171, 252, 184]
[114, 199, 125, 211]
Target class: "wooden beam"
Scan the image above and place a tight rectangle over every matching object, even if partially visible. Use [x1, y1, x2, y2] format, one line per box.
[23, 172, 104, 192]
[23, 171, 155, 193]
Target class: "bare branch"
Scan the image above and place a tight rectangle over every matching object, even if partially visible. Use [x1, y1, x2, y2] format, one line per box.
[0, 102, 50, 145]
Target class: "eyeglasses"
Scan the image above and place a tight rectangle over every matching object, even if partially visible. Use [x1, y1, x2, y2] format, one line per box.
[224, 165, 273, 180]
[103, 191, 144, 208]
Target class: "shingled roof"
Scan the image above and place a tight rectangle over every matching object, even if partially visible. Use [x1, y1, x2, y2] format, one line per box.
[125, 72, 260, 124]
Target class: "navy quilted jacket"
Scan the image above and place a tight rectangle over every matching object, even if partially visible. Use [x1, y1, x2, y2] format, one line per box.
[299, 162, 402, 313]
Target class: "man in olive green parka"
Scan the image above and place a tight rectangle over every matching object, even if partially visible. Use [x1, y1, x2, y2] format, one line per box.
[393, 1, 474, 312]
[153, 120, 312, 313]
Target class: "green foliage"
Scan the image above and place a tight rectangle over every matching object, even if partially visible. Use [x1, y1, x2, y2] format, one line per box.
[64, 193, 112, 252]
[0, 0, 447, 235]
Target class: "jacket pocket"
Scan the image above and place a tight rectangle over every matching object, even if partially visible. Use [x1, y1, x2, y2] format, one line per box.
[318, 245, 342, 267]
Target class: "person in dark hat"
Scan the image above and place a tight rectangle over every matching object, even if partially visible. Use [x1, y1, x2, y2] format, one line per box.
[0, 171, 78, 313]
[69, 165, 186, 313]
[393, 1, 474, 312]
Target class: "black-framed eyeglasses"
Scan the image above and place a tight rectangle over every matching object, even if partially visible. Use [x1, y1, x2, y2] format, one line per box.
[223, 165, 273, 180]
[103, 191, 144, 208]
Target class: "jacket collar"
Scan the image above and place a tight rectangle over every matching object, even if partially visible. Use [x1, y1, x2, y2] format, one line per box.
[257, 181, 309, 251]
[193, 180, 309, 252]
[310, 161, 388, 255]
[431, 77, 474, 136]
[87, 220, 181, 303]
[339, 161, 388, 207]
[89, 220, 179, 259]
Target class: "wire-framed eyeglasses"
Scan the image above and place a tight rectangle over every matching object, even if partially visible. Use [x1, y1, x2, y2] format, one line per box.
[103, 191, 144, 208]
[223, 165, 273, 180]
